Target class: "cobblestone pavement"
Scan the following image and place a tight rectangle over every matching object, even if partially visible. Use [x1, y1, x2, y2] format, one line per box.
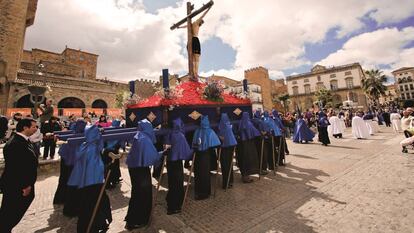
[2, 126, 414, 233]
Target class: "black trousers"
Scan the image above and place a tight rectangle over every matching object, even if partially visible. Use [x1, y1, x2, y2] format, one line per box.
[166, 160, 184, 212]
[125, 167, 152, 226]
[43, 139, 56, 159]
[77, 184, 112, 233]
[237, 139, 259, 176]
[194, 150, 211, 199]
[318, 127, 331, 145]
[0, 187, 35, 233]
[220, 147, 234, 188]
[274, 136, 285, 166]
[53, 159, 71, 204]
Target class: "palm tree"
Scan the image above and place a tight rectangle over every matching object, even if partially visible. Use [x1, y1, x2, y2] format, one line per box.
[277, 94, 290, 113]
[362, 69, 387, 108]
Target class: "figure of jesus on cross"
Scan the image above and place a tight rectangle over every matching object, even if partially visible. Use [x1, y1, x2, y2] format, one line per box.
[171, 1, 214, 82]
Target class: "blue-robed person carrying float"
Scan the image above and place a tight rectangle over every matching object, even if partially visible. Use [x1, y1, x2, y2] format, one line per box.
[261, 111, 282, 172]
[67, 125, 112, 233]
[217, 113, 237, 189]
[163, 117, 193, 214]
[192, 115, 221, 200]
[124, 119, 163, 230]
[272, 110, 289, 165]
[236, 112, 260, 183]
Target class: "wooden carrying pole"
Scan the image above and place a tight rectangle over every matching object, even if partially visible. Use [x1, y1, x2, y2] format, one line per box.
[182, 152, 196, 210]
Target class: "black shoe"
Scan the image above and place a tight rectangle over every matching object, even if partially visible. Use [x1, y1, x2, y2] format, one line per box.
[285, 151, 289, 155]
[402, 147, 408, 153]
[167, 209, 182, 215]
[125, 223, 146, 230]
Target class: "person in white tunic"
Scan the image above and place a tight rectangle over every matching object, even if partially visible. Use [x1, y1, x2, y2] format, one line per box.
[390, 110, 402, 133]
[328, 112, 344, 138]
[401, 110, 414, 138]
[352, 112, 370, 139]
[363, 112, 376, 135]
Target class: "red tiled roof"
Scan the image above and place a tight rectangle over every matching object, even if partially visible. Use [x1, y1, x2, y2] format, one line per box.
[128, 81, 251, 109]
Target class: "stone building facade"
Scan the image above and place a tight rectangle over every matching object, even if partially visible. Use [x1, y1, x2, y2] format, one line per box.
[286, 63, 368, 111]
[392, 67, 414, 101]
[0, 0, 38, 114]
[9, 47, 129, 110]
[244, 66, 287, 111]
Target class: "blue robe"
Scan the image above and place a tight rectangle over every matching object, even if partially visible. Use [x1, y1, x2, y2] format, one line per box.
[67, 125, 104, 189]
[263, 111, 282, 136]
[238, 112, 260, 141]
[192, 115, 221, 151]
[166, 118, 193, 161]
[293, 118, 315, 143]
[218, 113, 237, 148]
[126, 120, 162, 168]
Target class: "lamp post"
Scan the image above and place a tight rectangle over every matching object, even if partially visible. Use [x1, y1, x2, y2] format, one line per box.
[28, 61, 47, 119]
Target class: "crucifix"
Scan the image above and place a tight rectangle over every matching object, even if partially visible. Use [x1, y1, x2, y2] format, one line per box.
[171, 1, 214, 82]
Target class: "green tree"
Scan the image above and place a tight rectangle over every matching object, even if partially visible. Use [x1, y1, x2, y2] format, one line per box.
[115, 91, 129, 108]
[277, 94, 290, 113]
[314, 88, 333, 108]
[362, 69, 387, 107]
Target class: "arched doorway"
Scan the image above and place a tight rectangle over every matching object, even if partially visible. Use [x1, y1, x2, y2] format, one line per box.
[15, 94, 46, 108]
[58, 97, 85, 108]
[92, 99, 108, 108]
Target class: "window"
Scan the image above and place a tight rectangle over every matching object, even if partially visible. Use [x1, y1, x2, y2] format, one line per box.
[304, 79, 309, 83]
[400, 85, 404, 91]
[317, 76, 321, 81]
[402, 94, 406, 100]
[346, 78, 354, 89]
[406, 93, 411, 99]
[330, 80, 338, 90]
[316, 82, 325, 90]
[330, 74, 336, 78]
[398, 78, 402, 83]
[292, 80, 297, 84]
[410, 84, 413, 90]
[80, 55, 84, 61]
[405, 85, 409, 91]
[304, 84, 311, 94]
[292, 86, 299, 95]
[345, 71, 352, 75]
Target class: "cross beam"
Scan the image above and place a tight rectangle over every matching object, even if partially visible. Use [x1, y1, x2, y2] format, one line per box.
[170, 1, 214, 81]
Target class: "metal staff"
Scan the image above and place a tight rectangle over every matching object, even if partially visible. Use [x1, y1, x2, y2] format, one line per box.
[214, 147, 222, 198]
[278, 135, 284, 166]
[259, 137, 264, 180]
[182, 152, 196, 210]
[271, 136, 277, 174]
[86, 151, 124, 233]
[225, 146, 237, 191]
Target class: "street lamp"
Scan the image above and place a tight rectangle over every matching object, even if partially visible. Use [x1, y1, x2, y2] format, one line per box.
[28, 61, 47, 119]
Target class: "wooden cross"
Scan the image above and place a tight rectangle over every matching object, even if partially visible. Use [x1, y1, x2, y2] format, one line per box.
[171, 1, 214, 82]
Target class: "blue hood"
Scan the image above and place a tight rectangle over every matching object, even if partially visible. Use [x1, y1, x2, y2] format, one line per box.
[192, 115, 221, 151]
[218, 113, 237, 147]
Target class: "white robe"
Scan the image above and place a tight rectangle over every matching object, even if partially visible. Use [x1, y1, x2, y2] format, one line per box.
[339, 116, 346, 130]
[390, 113, 402, 132]
[364, 120, 376, 135]
[352, 116, 370, 139]
[328, 116, 344, 136]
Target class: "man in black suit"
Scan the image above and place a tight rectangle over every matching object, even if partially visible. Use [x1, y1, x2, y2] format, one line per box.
[0, 118, 38, 233]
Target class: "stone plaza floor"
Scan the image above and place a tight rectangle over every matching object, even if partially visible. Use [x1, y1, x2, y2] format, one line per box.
[1, 126, 414, 233]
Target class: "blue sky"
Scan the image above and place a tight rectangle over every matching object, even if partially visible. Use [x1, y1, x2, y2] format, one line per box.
[24, 0, 414, 81]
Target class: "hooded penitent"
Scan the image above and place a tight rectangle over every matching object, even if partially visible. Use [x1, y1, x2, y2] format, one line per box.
[167, 118, 193, 161]
[238, 112, 261, 141]
[67, 125, 104, 189]
[218, 113, 237, 147]
[293, 116, 315, 143]
[192, 115, 221, 151]
[126, 120, 162, 167]
[262, 111, 282, 136]
[272, 110, 285, 131]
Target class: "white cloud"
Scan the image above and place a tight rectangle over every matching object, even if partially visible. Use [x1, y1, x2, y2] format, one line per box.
[317, 27, 414, 72]
[24, 0, 414, 81]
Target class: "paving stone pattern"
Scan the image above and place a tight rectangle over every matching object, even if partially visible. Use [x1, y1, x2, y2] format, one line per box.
[2, 126, 413, 233]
